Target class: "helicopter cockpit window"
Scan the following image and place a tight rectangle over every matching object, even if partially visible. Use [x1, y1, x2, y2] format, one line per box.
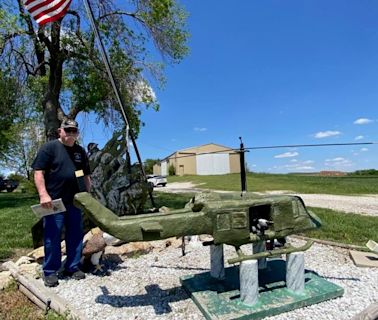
[249, 204, 272, 233]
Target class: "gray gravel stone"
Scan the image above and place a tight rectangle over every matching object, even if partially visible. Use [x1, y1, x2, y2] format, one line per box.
[45, 237, 378, 320]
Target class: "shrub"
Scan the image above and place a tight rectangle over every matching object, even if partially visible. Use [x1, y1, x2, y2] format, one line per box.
[21, 179, 37, 194]
[168, 164, 176, 176]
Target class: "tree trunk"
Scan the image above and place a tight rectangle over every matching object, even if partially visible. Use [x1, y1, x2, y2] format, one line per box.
[43, 93, 61, 140]
[43, 21, 66, 141]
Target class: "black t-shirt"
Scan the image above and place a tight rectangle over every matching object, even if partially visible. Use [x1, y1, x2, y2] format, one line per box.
[32, 139, 91, 205]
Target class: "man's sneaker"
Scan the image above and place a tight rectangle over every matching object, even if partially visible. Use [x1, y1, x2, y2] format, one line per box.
[43, 274, 59, 287]
[64, 269, 86, 280]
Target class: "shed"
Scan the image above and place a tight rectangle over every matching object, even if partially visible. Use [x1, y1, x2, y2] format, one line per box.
[153, 143, 240, 176]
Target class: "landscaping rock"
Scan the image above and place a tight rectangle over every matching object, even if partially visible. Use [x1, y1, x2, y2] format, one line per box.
[0, 271, 12, 290]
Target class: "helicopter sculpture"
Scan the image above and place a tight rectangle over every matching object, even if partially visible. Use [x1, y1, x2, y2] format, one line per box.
[74, 190, 321, 264]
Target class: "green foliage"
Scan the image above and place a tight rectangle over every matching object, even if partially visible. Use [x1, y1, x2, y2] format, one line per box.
[7, 174, 37, 193]
[349, 169, 378, 176]
[168, 173, 378, 195]
[0, 66, 44, 174]
[139, 0, 189, 61]
[144, 158, 160, 174]
[1, 115, 44, 179]
[26, 76, 49, 114]
[0, 0, 189, 140]
[0, 71, 20, 159]
[20, 179, 38, 194]
[168, 164, 176, 176]
[7, 173, 25, 182]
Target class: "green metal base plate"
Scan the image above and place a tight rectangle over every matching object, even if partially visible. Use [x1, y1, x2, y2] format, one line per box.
[180, 259, 344, 320]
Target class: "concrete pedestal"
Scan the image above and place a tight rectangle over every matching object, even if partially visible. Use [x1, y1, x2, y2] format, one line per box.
[240, 260, 259, 305]
[210, 244, 225, 280]
[286, 252, 305, 292]
[253, 241, 267, 269]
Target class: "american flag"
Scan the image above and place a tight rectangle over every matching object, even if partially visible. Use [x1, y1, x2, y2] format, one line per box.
[23, 0, 72, 26]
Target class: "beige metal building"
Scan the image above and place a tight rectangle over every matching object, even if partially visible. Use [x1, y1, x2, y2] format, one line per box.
[153, 143, 241, 176]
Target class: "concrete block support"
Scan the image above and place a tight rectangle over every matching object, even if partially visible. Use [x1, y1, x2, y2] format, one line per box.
[253, 241, 267, 269]
[240, 260, 259, 305]
[210, 244, 225, 280]
[286, 252, 305, 292]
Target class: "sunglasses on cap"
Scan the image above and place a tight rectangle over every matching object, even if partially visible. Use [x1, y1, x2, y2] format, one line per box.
[63, 127, 79, 134]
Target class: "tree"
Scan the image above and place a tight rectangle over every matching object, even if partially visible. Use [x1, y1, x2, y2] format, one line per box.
[0, 68, 45, 177]
[143, 158, 160, 174]
[2, 118, 44, 180]
[0, 71, 20, 159]
[0, 0, 188, 140]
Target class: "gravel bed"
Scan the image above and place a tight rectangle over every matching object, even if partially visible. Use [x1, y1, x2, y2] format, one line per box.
[47, 237, 378, 320]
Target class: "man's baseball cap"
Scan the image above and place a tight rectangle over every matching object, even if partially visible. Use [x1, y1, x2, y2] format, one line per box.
[60, 119, 79, 129]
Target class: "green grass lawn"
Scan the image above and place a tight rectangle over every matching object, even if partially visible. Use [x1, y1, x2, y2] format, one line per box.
[0, 193, 39, 261]
[304, 207, 378, 246]
[153, 192, 194, 209]
[168, 173, 378, 195]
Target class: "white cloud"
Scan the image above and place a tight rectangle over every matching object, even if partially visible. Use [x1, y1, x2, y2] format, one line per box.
[294, 166, 314, 170]
[274, 152, 299, 158]
[193, 127, 207, 132]
[360, 148, 369, 152]
[282, 164, 314, 171]
[324, 157, 353, 168]
[354, 135, 364, 140]
[314, 130, 341, 138]
[353, 118, 373, 125]
[272, 159, 315, 172]
[326, 157, 345, 162]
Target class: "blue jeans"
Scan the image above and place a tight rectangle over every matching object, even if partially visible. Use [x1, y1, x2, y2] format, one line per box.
[43, 204, 83, 276]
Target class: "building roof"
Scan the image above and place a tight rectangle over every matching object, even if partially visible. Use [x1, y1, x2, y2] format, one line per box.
[177, 143, 234, 153]
[160, 143, 235, 162]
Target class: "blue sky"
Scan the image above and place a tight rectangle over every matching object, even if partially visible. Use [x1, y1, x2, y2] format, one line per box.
[80, 0, 378, 173]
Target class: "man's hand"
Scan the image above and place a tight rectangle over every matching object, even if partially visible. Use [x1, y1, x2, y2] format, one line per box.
[40, 193, 52, 209]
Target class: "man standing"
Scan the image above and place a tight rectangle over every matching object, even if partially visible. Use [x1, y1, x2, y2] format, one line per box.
[32, 119, 91, 287]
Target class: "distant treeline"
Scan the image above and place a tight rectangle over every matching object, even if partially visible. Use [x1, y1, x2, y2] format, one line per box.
[348, 169, 378, 176]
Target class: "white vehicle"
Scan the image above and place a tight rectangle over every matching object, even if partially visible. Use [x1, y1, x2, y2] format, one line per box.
[147, 175, 167, 187]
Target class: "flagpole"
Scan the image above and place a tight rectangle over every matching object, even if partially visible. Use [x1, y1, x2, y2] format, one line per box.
[82, 0, 156, 208]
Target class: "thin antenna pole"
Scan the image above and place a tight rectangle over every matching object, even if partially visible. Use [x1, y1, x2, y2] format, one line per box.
[82, 0, 156, 207]
[239, 137, 247, 195]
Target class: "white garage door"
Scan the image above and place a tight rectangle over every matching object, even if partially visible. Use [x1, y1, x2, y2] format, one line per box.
[196, 153, 230, 175]
[161, 161, 168, 176]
